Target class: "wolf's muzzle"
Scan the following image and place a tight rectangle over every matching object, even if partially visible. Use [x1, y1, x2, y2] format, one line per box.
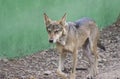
[49, 39, 53, 43]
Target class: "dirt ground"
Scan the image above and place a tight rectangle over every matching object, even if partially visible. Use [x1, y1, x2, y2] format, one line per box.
[0, 20, 120, 79]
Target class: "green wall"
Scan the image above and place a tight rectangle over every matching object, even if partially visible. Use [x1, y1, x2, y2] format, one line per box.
[0, 0, 120, 58]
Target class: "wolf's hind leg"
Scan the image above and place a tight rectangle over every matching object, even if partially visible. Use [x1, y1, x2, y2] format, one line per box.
[83, 42, 97, 79]
[89, 33, 99, 76]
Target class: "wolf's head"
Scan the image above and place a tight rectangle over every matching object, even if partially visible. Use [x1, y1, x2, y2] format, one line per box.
[43, 13, 67, 44]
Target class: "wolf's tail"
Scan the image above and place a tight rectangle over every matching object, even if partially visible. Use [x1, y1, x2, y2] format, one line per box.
[97, 43, 106, 51]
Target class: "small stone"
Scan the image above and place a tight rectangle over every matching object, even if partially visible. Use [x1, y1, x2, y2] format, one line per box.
[2, 58, 8, 62]
[44, 71, 52, 75]
[99, 58, 107, 63]
[30, 75, 35, 79]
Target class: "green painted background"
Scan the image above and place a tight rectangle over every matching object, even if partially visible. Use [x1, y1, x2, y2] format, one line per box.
[0, 0, 120, 58]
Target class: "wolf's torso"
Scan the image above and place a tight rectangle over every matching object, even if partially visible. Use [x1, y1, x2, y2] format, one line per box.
[56, 17, 99, 53]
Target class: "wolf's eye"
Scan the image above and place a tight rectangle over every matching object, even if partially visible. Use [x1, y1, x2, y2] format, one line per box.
[48, 30, 51, 33]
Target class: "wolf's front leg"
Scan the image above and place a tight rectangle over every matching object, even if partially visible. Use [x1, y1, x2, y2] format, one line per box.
[57, 52, 67, 79]
[70, 50, 78, 79]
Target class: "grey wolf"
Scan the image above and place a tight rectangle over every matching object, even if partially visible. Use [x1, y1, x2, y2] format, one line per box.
[43, 13, 105, 79]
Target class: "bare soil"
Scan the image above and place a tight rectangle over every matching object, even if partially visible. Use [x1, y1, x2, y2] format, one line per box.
[0, 20, 120, 79]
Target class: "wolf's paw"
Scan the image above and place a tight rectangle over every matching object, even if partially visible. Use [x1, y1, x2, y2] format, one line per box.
[70, 73, 76, 79]
[56, 69, 67, 79]
[86, 74, 94, 79]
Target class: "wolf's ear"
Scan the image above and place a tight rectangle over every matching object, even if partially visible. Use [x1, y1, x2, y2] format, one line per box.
[43, 13, 51, 26]
[59, 13, 67, 26]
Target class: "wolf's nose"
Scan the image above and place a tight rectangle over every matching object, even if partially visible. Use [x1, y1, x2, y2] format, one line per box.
[49, 39, 53, 43]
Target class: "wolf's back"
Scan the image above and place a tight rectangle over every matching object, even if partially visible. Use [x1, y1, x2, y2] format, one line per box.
[75, 17, 95, 28]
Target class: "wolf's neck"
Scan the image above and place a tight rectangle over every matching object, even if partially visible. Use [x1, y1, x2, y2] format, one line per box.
[56, 22, 76, 46]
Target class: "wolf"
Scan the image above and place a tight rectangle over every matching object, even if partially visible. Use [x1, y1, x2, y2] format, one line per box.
[43, 13, 105, 79]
